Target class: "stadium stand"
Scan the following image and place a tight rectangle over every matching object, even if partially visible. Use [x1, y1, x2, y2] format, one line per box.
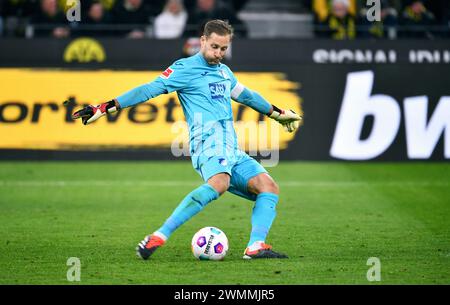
[238, 0, 314, 38]
[0, 0, 448, 39]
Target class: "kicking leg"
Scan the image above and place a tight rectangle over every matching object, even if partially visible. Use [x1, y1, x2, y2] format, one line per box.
[137, 173, 229, 260]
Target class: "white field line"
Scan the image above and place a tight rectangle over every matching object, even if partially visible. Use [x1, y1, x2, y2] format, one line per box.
[0, 180, 449, 187]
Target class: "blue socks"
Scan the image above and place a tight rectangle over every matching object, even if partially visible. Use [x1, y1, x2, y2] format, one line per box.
[155, 186, 278, 248]
[247, 192, 279, 247]
[156, 184, 219, 239]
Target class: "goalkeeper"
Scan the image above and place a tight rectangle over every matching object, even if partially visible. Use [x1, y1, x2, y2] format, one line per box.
[73, 20, 302, 260]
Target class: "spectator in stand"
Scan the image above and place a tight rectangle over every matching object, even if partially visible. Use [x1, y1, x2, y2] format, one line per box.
[153, 0, 187, 39]
[426, 0, 449, 26]
[313, 0, 356, 24]
[99, 0, 117, 11]
[411, 0, 449, 38]
[357, 0, 398, 39]
[399, 0, 435, 39]
[183, 0, 247, 38]
[80, 0, 117, 12]
[31, 0, 70, 38]
[314, 0, 356, 39]
[73, 0, 115, 37]
[111, 0, 152, 38]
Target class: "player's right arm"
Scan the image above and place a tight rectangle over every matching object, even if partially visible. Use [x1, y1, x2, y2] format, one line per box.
[72, 61, 190, 125]
[228, 72, 302, 133]
[235, 87, 302, 133]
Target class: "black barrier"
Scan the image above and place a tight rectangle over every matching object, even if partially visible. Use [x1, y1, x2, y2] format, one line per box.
[0, 39, 449, 161]
[1, 39, 450, 68]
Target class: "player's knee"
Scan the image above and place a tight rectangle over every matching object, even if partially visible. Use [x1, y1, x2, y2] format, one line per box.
[264, 180, 279, 195]
[249, 174, 279, 195]
[207, 174, 230, 195]
[211, 180, 230, 195]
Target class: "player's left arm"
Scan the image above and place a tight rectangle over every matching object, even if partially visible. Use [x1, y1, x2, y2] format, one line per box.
[231, 82, 302, 133]
[72, 59, 191, 125]
[71, 78, 168, 125]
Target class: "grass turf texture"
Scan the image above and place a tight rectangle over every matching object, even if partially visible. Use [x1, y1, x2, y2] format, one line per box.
[0, 161, 449, 284]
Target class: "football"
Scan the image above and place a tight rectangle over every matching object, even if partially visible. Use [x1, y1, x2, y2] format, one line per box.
[191, 227, 229, 260]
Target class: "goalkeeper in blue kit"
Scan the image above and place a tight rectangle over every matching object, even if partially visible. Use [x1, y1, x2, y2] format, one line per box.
[73, 20, 302, 259]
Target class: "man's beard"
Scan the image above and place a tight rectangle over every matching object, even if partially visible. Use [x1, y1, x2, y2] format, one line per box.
[208, 58, 221, 64]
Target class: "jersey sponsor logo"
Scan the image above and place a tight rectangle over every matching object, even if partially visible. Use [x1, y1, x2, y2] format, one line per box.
[160, 68, 173, 79]
[209, 82, 227, 99]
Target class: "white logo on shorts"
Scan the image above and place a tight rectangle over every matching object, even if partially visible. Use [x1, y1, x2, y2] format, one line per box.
[218, 158, 228, 166]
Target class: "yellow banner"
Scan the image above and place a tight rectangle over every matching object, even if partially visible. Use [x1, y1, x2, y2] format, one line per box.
[0, 69, 302, 151]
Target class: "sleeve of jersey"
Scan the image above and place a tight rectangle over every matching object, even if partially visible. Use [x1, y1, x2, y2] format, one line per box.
[116, 62, 190, 109]
[231, 83, 272, 115]
[158, 63, 191, 93]
[116, 80, 167, 108]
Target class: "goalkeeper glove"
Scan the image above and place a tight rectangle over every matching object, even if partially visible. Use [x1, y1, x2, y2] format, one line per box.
[268, 105, 302, 132]
[72, 100, 119, 125]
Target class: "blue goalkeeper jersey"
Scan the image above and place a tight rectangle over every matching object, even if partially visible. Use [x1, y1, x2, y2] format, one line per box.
[116, 52, 272, 162]
[156, 53, 241, 157]
[160, 53, 236, 126]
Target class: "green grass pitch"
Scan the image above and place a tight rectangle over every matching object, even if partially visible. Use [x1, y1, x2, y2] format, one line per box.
[0, 161, 449, 284]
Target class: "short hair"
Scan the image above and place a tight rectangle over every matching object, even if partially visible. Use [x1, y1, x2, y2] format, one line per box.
[203, 19, 234, 37]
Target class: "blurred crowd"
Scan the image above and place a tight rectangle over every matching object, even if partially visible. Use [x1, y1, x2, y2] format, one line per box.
[0, 0, 449, 39]
[0, 0, 249, 38]
[311, 0, 450, 39]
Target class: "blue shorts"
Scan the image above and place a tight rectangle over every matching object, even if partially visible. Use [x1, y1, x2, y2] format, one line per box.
[193, 151, 267, 202]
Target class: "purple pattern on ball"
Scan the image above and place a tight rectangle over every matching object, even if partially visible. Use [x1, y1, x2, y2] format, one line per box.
[214, 243, 224, 254]
[197, 236, 206, 247]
